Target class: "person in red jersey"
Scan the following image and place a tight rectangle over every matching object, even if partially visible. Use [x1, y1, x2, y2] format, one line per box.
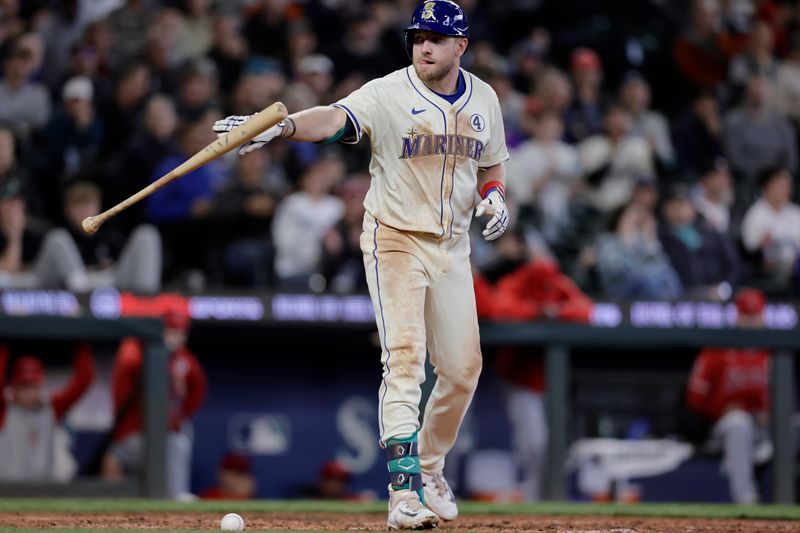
[475, 257, 592, 501]
[102, 307, 207, 499]
[0, 343, 94, 481]
[200, 452, 256, 500]
[687, 287, 771, 503]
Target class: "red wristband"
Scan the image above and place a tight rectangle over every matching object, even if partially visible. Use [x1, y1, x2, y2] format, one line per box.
[480, 180, 505, 199]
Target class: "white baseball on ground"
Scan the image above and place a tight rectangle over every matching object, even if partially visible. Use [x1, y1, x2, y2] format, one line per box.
[220, 512, 245, 531]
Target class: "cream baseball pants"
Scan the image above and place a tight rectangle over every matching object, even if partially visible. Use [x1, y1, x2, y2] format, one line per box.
[361, 212, 482, 474]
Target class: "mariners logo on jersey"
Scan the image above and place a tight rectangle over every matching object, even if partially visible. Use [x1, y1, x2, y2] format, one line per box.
[421, 2, 437, 21]
[399, 130, 485, 163]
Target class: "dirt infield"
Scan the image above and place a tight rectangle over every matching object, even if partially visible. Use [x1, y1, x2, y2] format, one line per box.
[0, 511, 798, 532]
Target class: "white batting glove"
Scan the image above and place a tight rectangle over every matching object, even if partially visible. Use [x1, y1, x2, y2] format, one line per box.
[213, 114, 284, 155]
[213, 114, 252, 133]
[475, 185, 508, 241]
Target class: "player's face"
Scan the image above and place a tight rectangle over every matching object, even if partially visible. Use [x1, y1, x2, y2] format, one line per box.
[412, 30, 466, 84]
[13, 384, 42, 410]
[164, 327, 187, 351]
[738, 312, 763, 329]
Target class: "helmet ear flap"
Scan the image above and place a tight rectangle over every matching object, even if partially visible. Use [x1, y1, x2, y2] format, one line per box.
[404, 31, 414, 60]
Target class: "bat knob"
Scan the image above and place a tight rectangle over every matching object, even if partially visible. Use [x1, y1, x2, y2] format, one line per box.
[82, 216, 101, 235]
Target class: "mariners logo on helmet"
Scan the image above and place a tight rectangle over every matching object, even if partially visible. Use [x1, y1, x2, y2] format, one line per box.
[403, 1, 469, 58]
[421, 2, 437, 21]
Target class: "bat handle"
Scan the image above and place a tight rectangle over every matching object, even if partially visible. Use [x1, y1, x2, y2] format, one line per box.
[82, 215, 104, 235]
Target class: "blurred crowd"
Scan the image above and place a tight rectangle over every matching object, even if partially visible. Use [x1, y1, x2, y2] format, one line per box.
[1, 0, 800, 298]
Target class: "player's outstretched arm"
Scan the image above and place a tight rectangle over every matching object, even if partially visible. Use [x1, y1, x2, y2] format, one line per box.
[213, 106, 348, 155]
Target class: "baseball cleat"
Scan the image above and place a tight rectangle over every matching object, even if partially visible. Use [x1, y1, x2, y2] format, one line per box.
[422, 472, 458, 521]
[387, 487, 439, 530]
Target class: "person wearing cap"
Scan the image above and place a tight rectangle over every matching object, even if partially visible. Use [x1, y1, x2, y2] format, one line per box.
[228, 56, 287, 116]
[658, 183, 740, 300]
[295, 459, 368, 500]
[296, 54, 335, 103]
[564, 47, 609, 144]
[37, 75, 105, 218]
[212, 0, 510, 526]
[686, 288, 772, 503]
[0, 343, 94, 482]
[102, 306, 207, 499]
[200, 452, 257, 500]
[313, 459, 373, 500]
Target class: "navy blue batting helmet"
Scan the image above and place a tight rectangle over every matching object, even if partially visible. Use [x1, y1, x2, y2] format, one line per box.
[403, 1, 469, 58]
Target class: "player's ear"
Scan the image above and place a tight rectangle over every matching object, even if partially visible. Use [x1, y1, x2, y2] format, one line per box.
[456, 37, 468, 57]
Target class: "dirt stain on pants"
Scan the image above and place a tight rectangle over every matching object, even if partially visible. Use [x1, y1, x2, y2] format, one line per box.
[361, 212, 482, 474]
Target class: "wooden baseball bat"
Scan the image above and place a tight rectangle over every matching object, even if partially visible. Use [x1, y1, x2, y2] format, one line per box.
[82, 102, 288, 235]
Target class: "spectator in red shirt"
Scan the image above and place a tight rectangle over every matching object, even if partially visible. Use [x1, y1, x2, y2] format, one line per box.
[686, 287, 771, 503]
[102, 307, 207, 499]
[200, 452, 256, 500]
[673, 0, 746, 91]
[0, 343, 94, 481]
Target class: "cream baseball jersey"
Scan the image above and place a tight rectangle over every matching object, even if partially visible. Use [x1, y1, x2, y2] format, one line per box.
[333, 66, 509, 239]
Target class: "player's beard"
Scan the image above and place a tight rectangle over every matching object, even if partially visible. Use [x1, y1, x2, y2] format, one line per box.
[414, 56, 456, 85]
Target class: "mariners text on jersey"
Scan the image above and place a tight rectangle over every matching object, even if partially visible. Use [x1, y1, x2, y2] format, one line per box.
[399, 133, 485, 162]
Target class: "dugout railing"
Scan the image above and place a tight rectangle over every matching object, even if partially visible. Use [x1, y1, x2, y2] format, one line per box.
[0, 315, 169, 498]
[480, 323, 798, 504]
[0, 314, 796, 503]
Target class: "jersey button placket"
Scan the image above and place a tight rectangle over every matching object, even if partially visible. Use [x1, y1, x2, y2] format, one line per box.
[444, 108, 458, 239]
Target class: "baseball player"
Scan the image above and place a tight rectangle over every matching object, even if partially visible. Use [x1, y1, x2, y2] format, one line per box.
[687, 288, 771, 504]
[214, 1, 508, 528]
[102, 308, 207, 500]
[0, 343, 95, 481]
